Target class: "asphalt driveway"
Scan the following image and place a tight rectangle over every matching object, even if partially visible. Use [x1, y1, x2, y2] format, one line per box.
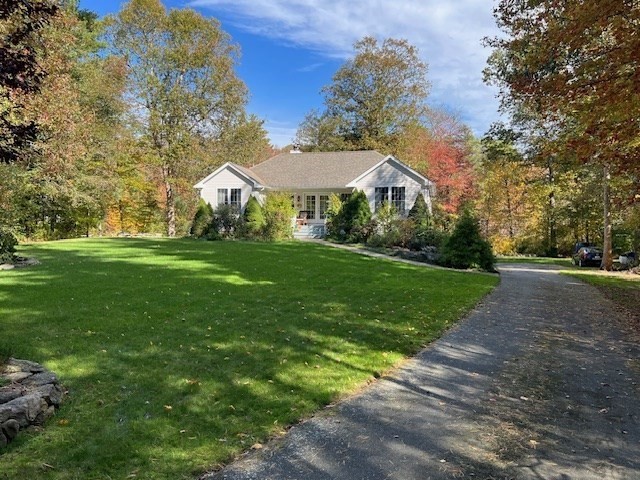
[203, 263, 640, 480]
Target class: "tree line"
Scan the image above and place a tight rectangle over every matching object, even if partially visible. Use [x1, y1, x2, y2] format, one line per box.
[1, 0, 638, 269]
[0, 0, 274, 242]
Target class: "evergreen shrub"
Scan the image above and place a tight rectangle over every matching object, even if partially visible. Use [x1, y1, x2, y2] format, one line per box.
[440, 209, 495, 271]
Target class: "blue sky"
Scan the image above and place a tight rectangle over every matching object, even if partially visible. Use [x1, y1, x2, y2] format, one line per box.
[79, 0, 503, 147]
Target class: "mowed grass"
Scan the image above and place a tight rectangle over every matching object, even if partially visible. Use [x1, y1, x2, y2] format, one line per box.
[0, 238, 498, 479]
[497, 255, 573, 267]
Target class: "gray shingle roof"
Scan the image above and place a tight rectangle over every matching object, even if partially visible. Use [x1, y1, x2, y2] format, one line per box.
[250, 150, 386, 189]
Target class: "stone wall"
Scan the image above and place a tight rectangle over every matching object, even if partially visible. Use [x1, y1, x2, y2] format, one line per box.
[0, 358, 64, 447]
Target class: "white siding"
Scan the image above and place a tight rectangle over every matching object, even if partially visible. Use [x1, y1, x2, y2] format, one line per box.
[198, 167, 255, 211]
[352, 161, 427, 215]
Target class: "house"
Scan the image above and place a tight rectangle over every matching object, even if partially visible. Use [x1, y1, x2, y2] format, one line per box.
[193, 149, 434, 238]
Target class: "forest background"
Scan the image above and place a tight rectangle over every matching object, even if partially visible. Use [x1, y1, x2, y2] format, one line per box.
[1, 0, 638, 267]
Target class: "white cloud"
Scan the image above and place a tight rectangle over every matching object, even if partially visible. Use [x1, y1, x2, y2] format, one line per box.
[189, 0, 503, 137]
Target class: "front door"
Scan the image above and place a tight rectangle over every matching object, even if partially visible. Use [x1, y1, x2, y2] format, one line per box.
[304, 194, 329, 224]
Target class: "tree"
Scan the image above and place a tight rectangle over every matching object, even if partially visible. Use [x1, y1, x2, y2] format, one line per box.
[485, 0, 640, 269]
[477, 136, 547, 254]
[408, 193, 431, 228]
[0, 0, 59, 164]
[441, 209, 495, 271]
[297, 36, 430, 153]
[110, 0, 248, 236]
[398, 116, 477, 215]
[190, 198, 213, 238]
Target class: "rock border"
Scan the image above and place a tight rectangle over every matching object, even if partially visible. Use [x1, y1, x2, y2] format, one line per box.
[0, 257, 40, 271]
[0, 358, 64, 448]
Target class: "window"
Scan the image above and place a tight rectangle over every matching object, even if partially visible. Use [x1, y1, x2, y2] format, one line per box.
[375, 186, 405, 213]
[391, 187, 405, 214]
[217, 188, 228, 205]
[217, 188, 242, 210]
[305, 195, 316, 219]
[230, 189, 242, 209]
[340, 193, 352, 202]
[374, 187, 389, 211]
[319, 195, 329, 219]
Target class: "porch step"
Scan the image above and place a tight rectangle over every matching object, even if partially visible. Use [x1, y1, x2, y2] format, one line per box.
[294, 224, 326, 239]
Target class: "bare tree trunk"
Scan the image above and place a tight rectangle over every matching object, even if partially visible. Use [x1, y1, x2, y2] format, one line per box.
[601, 164, 613, 270]
[162, 164, 176, 237]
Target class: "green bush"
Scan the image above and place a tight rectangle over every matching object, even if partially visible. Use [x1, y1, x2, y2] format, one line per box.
[0, 229, 17, 263]
[409, 227, 448, 250]
[408, 193, 431, 228]
[210, 204, 240, 239]
[328, 190, 371, 243]
[190, 199, 214, 238]
[440, 209, 495, 271]
[243, 196, 265, 239]
[367, 203, 403, 248]
[263, 192, 296, 241]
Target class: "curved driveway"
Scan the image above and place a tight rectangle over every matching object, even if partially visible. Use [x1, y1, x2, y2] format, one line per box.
[203, 264, 640, 480]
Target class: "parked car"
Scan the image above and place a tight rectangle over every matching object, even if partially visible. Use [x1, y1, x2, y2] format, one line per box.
[572, 246, 603, 267]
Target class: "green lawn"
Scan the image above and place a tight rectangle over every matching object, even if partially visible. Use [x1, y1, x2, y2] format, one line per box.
[497, 255, 573, 267]
[0, 238, 498, 479]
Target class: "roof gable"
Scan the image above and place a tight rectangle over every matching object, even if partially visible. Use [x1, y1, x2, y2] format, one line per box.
[346, 155, 433, 188]
[194, 162, 264, 189]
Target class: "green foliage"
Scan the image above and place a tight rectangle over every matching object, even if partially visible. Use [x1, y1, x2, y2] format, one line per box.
[408, 193, 431, 228]
[262, 192, 296, 241]
[242, 196, 265, 238]
[296, 36, 430, 152]
[0, 0, 59, 163]
[190, 199, 214, 238]
[367, 203, 401, 247]
[440, 209, 496, 271]
[110, 0, 249, 236]
[210, 204, 240, 240]
[0, 238, 498, 479]
[341, 190, 372, 243]
[0, 229, 17, 263]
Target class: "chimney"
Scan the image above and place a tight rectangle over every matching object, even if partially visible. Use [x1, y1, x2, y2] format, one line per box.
[290, 142, 302, 154]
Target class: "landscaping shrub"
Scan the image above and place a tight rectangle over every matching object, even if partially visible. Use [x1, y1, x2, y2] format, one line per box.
[190, 199, 214, 238]
[408, 193, 431, 228]
[0, 229, 17, 263]
[210, 204, 240, 239]
[263, 192, 296, 241]
[409, 226, 448, 251]
[243, 196, 266, 239]
[325, 193, 344, 238]
[328, 190, 371, 242]
[440, 209, 495, 271]
[367, 203, 406, 248]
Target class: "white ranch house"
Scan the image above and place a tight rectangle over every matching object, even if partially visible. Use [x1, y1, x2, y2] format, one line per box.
[194, 150, 434, 238]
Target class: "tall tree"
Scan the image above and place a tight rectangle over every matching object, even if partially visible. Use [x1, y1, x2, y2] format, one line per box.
[398, 112, 477, 215]
[110, 0, 248, 236]
[297, 36, 430, 154]
[485, 0, 640, 268]
[0, 0, 59, 164]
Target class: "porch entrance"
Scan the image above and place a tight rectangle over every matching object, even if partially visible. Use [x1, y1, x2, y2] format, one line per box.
[303, 193, 330, 224]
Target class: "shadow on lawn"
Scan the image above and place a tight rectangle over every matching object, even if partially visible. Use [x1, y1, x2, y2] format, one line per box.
[205, 263, 640, 480]
[0, 238, 494, 479]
